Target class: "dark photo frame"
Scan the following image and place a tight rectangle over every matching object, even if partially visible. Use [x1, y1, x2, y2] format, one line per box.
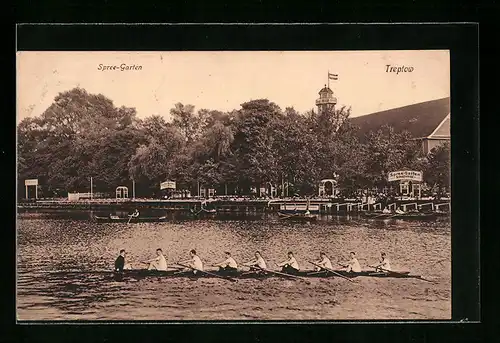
[10, 23, 479, 343]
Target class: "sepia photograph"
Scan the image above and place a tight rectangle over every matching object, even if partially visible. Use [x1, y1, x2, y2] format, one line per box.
[16, 50, 451, 321]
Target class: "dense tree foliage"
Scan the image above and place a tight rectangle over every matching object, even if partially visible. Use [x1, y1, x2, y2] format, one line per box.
[18, 87, 450, 198]
[423, 142, 451, 198]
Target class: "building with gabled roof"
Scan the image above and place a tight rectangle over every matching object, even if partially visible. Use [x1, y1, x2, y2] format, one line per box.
[350, 97, 450, 154]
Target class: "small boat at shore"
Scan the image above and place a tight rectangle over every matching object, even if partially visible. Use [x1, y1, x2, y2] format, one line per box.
[277, 212, 317, 222]
[360, 211, 438, 220]
[92, 215, 168, 223]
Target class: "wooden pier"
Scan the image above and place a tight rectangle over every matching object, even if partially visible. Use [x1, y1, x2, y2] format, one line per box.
[17, 197, 451, 215]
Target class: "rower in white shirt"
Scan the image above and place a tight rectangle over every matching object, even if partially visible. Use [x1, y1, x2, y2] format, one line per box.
[339, 251, 362, 273]
[277, 251, 300, 275]
[179, 249, 204, 274]
[375, 252, 392, 272]
[142, 248, 168, 271]
[314, 252, 333, 271]
[243, 251, 267, 270]
[214, 251, 238, 274]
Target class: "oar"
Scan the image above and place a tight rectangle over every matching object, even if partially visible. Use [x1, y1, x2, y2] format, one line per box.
[175, 262, 237, 282]
[368, 265, 437, 284]
[308, 261, 358, 283]
[249, 266, 311, 284]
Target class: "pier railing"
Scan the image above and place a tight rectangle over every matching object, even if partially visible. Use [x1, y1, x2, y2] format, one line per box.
[401, 203, 418, 211]
[418, 202, 435, 211]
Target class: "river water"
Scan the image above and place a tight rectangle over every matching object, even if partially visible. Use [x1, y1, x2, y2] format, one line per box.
[17, 212, 451, 321]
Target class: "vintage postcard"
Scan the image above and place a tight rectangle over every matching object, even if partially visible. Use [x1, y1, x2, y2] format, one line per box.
[17, 50, 451, 321]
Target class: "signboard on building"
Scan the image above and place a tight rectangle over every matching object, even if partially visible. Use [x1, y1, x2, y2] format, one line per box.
[388, 171, 423, 182]
[160, 180, 176, 190]
[25, 179, 38, 186]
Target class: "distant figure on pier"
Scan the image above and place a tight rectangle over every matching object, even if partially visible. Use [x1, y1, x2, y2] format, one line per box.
[339, 252, 362, 273]
[375, 252, 392, 272]
[313, 252, 333, 271]
[179, 249, 204, 274]
[277, 251, 300, 275]
[142, 248, 168, 271]
[214, 252, 238, 274]
[243, 251, 267, 270]
[114, 249, 132, 272]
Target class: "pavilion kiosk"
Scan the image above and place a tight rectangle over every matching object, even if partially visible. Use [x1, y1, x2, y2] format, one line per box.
[388, 170, 423, 199]
[318, 177, 338, 197]
[24, 179, 38, 199]
[160, 180, 176, 198]
[116, 186, 129, 199]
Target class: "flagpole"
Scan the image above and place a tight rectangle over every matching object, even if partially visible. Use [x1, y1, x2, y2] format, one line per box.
[327, 70, 330, 89]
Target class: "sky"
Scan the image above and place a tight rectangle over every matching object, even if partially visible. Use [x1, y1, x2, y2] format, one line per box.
[16, 50, 450, 123]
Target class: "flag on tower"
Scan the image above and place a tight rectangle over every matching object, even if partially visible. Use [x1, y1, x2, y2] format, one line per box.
[328, 73, 338, 80]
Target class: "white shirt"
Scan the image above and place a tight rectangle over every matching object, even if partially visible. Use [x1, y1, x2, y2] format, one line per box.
[347, 258, 361, 272]
[154, 254, 168, 271]
[319, 257, 333, 269]
[191, 255, 203, 271]
[279, 256, 299, 270]
[253, 256, 267, 269]
[222, 257, 238, 268]
[379, 258, 391, 271]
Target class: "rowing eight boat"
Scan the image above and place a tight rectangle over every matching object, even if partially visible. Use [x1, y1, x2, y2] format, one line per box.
[108, 268, 419, 280]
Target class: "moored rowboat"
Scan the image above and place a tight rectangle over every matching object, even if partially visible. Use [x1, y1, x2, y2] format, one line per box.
[92, 215, 168, 223]
[360, 211, 438, 220]
[277, 212, 317, 222]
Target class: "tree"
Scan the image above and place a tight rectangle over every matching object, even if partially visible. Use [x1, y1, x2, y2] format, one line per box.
[230, 99, 283, 193]
[128, 127, 186, 195]
[424, 142, 450, 197]
[170, 103, 202, 143]
[17, 88, 141, 195]
[362, 125, 422, 191]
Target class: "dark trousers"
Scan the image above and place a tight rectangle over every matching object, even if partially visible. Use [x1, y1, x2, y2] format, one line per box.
[281, 265, 299, 275]
[218, 266, 238, 275]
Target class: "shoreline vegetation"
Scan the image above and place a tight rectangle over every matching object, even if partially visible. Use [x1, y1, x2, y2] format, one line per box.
[18, 87, 450, 200]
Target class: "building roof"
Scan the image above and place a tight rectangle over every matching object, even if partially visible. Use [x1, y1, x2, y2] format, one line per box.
[350, 97, 450, 141]
[318, 86, 333, 95]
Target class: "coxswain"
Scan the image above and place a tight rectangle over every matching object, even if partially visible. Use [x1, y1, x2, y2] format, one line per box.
[314, 252, 333, 271]
[142, 248, 168, 271]
[179, 249, 204, 274]
[114, 249, 132, 272]
[375, 252, 392, 272]
[277, 251, 300, 275]
[243, 251, 267, 270]
[340, 252, 362, 273]
[214, 252, 238, 274]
